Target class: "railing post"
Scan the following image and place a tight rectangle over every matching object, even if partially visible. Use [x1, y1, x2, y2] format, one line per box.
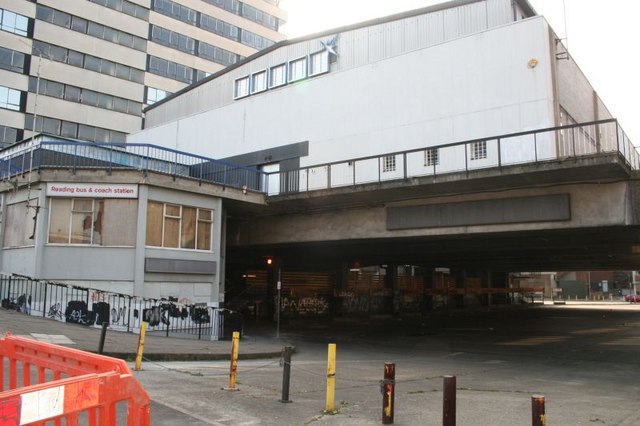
[144, 145, 150, 176]
[108, 145, 113, 175]
[173, 151, 178, 181]
[378, 157, 381, 183]
[571, 127, 576, 157]
[615, 119, 621, 155]
[42, 282, 49, 318]
[464, 143, 469, 174]
[352, 161, 356, 186]
[327, 165, 331, 190]
[497, 138, 502, 168]
[126, 296, 132, 332]
[72, 143, 78, 174]
[534, 133, 538, 162]
[403, 153, 407, 179]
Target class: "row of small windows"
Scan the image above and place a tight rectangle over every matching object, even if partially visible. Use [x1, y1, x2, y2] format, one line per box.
[0, 85, 22, 111]
[33, 41, 145, 84]
[24, 114, 126, 143]
[28, 77, 142, 116]
[0, 125, 23, 147]
[382, 143, 486, 173]
[151, 0, 275, 50]
[0, 8, 29, 36]
[0, 46, 26, 74]
[36, 5, 147, 52]
[148, 56, 209, 84]
[202, 0, 281, 31]
[150, 25, 239, 67]
[234, 50, 329, 99]
[88, 0, 150, 21]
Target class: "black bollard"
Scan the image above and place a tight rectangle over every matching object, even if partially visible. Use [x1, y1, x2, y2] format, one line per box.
[382, 362, 395, 424]
[532, 395, 545, 426]
[98, 322, 108, 354]
[280, 346, 293, 403]
[443, 375, 456, 426]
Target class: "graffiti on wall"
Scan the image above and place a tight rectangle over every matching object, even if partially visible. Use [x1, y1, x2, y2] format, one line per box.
[279, 295, 330, 316]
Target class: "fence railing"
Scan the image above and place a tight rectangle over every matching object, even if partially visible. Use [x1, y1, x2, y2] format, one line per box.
[266, 119, 639, 195]
[0, 274, 237, 341]
[0, 139, 267, 194]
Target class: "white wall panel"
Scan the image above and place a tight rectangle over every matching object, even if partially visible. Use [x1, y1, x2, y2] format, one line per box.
[143, 0, 520, 129]
[132, 17, 556, 169]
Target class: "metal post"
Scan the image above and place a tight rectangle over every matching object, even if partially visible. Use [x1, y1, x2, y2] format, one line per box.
[497, 138, 502, 168]
[98, 322, 108, 354]
[443, 375, 456, 426]
[226, 331, 240, 390]
[280, 346, 293, 403]
[134, 321, 148, 371]
[532, 395, 545, 426]
[382, 362, 395, 424]
[325, 343, 337, 413]
[276, 267, 281, 339]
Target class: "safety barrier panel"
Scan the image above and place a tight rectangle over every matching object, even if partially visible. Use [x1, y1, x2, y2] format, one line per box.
[0, 333, 150, 425]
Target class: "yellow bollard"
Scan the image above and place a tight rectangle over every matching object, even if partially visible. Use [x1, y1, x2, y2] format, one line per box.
[325, 343, 337, 413]
[134, 321, 148, 371]
[226, 331, 240, 391]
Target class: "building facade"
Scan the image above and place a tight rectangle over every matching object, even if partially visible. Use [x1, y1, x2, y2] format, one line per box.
[0, 135, 266, 303]
[0, 0, 638, 320]
[132, 0, 617, 173]
[0, 0, 287, 147]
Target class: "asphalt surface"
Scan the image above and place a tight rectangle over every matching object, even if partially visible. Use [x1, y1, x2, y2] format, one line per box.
[3, 302, 640, 425]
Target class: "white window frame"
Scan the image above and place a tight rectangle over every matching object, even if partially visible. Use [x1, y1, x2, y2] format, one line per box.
[269, 63, 286, 88]
[250, 69, 267, 94]
[0, 85, 20, 111]
[382, 155, 396, 173]
[309, 50, 329, 76]
[470, 141, 487, 160]
[0, 9, 28, 36]
[234, 75, 250, 99]
[424, 148, 439, 166]
[288, 56, 307, 82]
[146, 201, 213, 251]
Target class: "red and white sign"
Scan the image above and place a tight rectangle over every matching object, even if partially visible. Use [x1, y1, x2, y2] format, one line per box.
[46, 183, 138, 198]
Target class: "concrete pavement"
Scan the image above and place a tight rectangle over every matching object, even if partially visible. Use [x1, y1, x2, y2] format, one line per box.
[4, 302, 640, 425]
[0, 307, 288, 361]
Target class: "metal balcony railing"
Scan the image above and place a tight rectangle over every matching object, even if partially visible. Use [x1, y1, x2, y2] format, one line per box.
[0, 139, 267, 194]
[265, 119, 639, 196]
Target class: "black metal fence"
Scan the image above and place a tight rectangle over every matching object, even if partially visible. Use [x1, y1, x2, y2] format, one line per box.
[0, 274, 239, 341]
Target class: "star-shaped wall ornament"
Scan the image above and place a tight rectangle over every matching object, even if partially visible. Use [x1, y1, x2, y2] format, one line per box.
[321, 34, 339, 57]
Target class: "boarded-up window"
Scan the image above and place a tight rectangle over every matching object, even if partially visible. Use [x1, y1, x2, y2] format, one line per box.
[146, 200, 213, 251]
[197, 209, 212, 250]
[49, 198, 136, 246]
[4, 200, 36, 247]
[146, 201, 163, 247]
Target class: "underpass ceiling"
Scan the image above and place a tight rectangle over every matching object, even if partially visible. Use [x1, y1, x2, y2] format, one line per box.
[226, 226, 640, 272]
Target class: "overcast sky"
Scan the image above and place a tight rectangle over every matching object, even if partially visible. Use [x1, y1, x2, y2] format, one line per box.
[279, 0, 640, 145]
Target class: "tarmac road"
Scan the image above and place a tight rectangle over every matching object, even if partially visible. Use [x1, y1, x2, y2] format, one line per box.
[132, 303, 640, 425]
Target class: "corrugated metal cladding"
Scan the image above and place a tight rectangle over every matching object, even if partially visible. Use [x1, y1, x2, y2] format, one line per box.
[145, 0, 514, 129]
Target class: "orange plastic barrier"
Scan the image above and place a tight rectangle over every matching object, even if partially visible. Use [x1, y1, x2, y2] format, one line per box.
[0, 333, 150, 425]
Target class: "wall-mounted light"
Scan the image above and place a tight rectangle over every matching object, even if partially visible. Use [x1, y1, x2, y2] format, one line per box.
[527, 58, 539, 68]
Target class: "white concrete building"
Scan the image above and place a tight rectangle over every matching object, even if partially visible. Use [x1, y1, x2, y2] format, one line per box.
[130, 0, 618, 182]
